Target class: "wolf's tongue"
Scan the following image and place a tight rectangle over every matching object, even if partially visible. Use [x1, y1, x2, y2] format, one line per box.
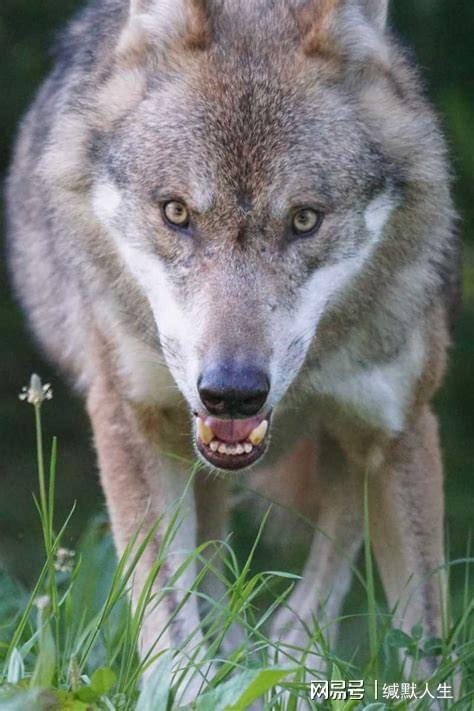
[203, 415, 264, 444]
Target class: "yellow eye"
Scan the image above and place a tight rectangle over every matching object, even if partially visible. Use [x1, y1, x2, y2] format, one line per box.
[292, 207, 321, 236]
[163, 200, 190, 228]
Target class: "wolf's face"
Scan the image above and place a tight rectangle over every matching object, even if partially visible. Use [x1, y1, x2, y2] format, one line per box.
[92, 0, 398, 470]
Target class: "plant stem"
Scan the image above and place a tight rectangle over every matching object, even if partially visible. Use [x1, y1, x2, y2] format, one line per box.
[35, 403, 50, 550]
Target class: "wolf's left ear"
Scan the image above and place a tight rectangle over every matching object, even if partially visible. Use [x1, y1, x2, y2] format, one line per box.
[298, 0, 389, 64]
[117, 0, 212, 61]
[359, 0, 389, 30]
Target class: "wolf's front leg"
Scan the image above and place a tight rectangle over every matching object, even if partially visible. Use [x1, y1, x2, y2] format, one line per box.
[369, 407, 446, 679]
[87, 367, 211, 700]
[270, 434, 364, 669]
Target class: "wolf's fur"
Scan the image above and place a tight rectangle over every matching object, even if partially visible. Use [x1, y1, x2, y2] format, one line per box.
[6, 0, 459, 692]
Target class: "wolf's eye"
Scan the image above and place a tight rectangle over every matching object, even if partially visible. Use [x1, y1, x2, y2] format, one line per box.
[291, 208, 322, 237]
[163, 200, 190, 228]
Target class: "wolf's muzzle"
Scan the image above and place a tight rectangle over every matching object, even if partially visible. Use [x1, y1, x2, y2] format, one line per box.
[195, 362, 271, 471]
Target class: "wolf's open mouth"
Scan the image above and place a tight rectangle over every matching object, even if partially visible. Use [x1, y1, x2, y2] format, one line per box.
[194, 412, 271, 471]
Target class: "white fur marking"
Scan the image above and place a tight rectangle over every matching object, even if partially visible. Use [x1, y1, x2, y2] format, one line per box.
[364, 191, 396, 240]
[269, 192, 397, 409]
[116, 331, 182, 406]
[92, 179, 205, 407]
[92, 294, 183, 407]
[92, 182, 122, 222]
[110, 233, 202, 407]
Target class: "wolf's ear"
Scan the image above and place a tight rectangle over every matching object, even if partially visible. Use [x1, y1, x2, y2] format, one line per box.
[298, 0, 389, 64]
[359, 0, 389, 30]
[117, 0, 212, 60]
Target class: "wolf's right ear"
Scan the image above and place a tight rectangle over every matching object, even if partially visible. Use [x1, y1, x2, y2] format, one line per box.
[117, 0, 212, 61]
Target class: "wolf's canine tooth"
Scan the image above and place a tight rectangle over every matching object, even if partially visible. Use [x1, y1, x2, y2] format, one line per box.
[249, 420, 268, 446]
[197, 417, 214, 445]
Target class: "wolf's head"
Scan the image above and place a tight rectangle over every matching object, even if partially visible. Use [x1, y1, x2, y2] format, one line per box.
[90, 0, 430, 470]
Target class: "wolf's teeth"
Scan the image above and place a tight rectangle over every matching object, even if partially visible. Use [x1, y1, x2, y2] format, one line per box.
[208, 439, 257, 457]
[197, 417, 214, 445]
[249, 420, 269, 446]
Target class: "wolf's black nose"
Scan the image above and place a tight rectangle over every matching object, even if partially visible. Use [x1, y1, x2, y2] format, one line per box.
[198, 363, 270, 418]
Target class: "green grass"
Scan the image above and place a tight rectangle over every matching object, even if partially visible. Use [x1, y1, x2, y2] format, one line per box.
[0, 379, 472, 710]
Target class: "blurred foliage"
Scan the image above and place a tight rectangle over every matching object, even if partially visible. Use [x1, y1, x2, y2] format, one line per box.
[392, 0, 474, 241]
[0, 0, 472, 615]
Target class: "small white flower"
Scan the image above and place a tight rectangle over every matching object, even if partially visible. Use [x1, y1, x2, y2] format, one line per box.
[19, 374, 53, 405]
[34, 594, 51, 611]
[54, 547, 76, 573]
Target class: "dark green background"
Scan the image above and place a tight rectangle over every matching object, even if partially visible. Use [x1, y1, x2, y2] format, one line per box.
[0, 0, 472, 614]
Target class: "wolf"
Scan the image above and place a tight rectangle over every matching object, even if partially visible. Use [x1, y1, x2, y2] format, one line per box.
[6, 0, 459, 698]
